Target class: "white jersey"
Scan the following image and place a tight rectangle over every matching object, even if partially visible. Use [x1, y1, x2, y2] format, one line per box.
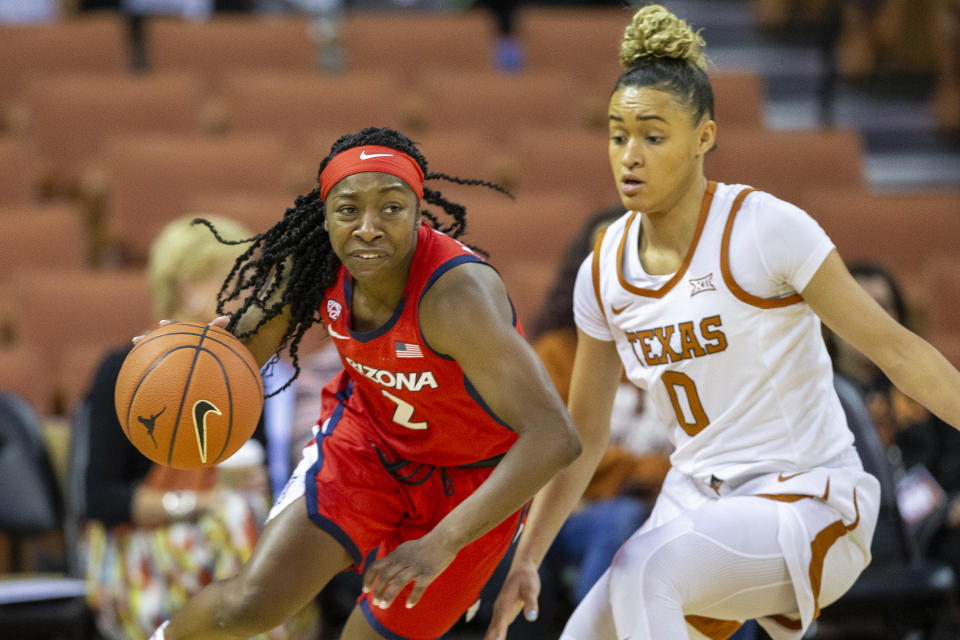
[574, 181, 854, 488]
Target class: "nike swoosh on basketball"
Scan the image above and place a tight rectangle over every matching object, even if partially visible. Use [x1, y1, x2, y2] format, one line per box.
[778, 471, 807, 482]
[192, 400, 221, 464]
[612, 304, 629, 315]
[359, 151, 393, 160]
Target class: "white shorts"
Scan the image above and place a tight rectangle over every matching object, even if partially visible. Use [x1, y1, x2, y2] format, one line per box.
[561, 446, 880, 640]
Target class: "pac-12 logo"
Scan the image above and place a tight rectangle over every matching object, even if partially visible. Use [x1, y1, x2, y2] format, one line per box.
[326, 299, 343, 321]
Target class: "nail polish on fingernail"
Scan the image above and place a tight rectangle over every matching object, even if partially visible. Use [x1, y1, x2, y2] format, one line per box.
[405, 601, 413, 609]
[526, 610, 537, 621]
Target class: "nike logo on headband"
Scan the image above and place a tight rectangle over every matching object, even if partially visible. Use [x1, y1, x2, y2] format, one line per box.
[359, 151, 393, 160]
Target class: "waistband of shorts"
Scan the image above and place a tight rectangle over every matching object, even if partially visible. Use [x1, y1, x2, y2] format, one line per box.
[457, 453, 505, 469]
[693, 445, 863, 497]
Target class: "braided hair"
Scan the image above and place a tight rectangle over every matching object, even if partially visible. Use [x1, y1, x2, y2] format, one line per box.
[194, 126, 508, 395]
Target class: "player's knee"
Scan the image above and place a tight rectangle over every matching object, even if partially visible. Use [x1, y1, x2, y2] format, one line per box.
[608, 527, 688, 603]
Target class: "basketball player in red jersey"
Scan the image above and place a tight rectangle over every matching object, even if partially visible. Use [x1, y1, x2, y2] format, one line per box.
[146, 127, 581, 640]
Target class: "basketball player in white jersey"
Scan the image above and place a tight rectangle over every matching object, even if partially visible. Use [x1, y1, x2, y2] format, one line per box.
[485, 5, 960, 640]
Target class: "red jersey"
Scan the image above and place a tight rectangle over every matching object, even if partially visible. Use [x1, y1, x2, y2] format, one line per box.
[319, 223, 521, 467]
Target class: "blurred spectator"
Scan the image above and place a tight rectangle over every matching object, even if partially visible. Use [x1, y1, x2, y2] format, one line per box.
[827, 262, 960, 560]
[474, 0, 524, 72]
[256, 0, 345, 71]
[123, 0, 214, 20]
[0, 0, 60, 23]
[261, 341, 342, 499]
[752, 0, 940, 79]
[82, 215, 320, 640]
[529, 208, 662, 611]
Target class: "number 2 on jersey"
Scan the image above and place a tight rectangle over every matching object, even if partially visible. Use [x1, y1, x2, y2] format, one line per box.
[381, 390, 428, 430]
[662, 371, 709, 436]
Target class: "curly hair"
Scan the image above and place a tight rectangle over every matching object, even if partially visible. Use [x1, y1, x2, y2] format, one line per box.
[194, 127, 508, 395]
[615, 4, 714, 125]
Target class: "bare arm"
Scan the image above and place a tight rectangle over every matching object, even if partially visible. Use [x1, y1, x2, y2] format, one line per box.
[363, 262, 582, 608]
[485, 329, 623, 638]
[233, 305, 292, 368]
[803, 250, 960, 429]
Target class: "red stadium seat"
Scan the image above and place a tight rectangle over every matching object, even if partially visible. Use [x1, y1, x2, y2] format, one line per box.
[497, 257, 562, 333]
[711, 72, 766, 129]
[517, 6, 630, 84]
[505, 127, 618, 205]
[23, 72, 208, 184]
[803, 189, 960, 309]
[342, 10, 493, 78]
[0, 14, 128, 103]
[0, 344, 52, 416]
[99, 133, 297, 264]
[706, 127, 865, 208]
[56, 341, 117, 418]
[407, 130, 511, 201]
[416, 69, 582, 140]
[184, 190, 296, 236]
[0, 205, 89, 277]
[0, 140, 40, 206]
[9, 269, 153, 415]
[451, 188, 596, 272]
[218, 70, 404, 145]
[148, 16, 317, 80]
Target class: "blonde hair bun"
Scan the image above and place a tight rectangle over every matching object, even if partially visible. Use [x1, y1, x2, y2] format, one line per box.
[619, 4, 707, 71]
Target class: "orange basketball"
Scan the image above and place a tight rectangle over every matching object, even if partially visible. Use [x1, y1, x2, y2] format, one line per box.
[114, 321, 264, 469]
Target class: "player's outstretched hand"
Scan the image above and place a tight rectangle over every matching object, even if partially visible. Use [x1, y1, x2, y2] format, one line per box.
[132, 316, 230, 345]
[362, 531, 458, 610]
[484, 562, 540, 640]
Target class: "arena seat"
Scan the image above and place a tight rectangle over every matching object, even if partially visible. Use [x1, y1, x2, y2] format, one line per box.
[506, 127, 617, 205]
[705, 127, 865, 209]
[711, 72, 766, 129]
[148, 16, 316, 80]
[0, 205, 89, 277]
[218, 70, 404, 145]
[10, 269, 152, 416]
[451, 188, 596, 272]
[342, 10, 493, 78]
[416, 69, 582, 140]
[802, 189, 960, 308]
[56, 343, 117, 419]
[99, 133, 296, 264]
[22, 72, 207, 185]
[517, 6, 631, 84]
[0, 14, 128, 102]
[496, 257, 561, 332]
[184, 190, 296, 236]
[0, 140, 40, 206]
[403, 130, 510, 200]
[0, 345, 51, 416]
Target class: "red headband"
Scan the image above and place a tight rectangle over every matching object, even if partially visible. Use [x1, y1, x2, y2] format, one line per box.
[319, 145, 425, 202]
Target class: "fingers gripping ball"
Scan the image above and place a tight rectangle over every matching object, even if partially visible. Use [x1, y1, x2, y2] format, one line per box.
[114, 322, 264, 469]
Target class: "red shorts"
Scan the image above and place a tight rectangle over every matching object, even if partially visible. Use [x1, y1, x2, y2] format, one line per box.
[282, 386, 525, 640]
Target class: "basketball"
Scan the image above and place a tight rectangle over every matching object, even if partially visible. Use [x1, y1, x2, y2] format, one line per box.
[114, 321, 264, 470]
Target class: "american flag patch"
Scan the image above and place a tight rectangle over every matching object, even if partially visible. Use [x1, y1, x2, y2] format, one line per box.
[395, 342, 423, 358]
